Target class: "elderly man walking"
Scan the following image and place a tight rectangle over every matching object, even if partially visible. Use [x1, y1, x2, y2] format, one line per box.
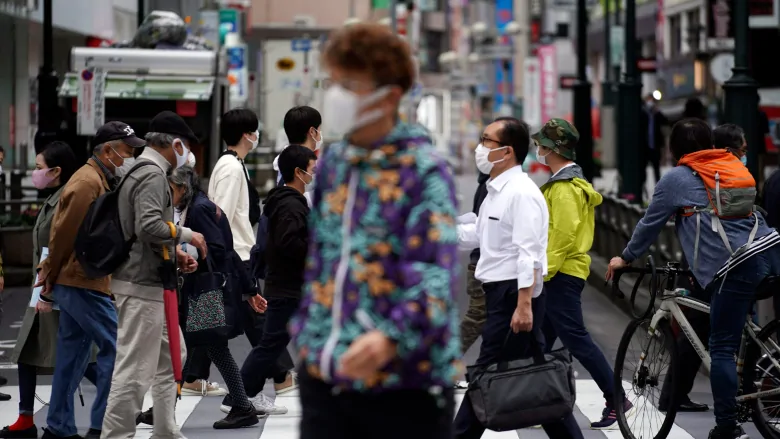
[101, 111, 206, 439]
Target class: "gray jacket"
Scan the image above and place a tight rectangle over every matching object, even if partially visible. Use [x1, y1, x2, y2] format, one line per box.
[112, 148, 193, 301]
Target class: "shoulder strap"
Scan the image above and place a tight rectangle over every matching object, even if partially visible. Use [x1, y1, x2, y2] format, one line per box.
[115, 161, 156, 192]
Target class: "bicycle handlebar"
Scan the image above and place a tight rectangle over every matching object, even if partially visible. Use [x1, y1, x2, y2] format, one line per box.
[609, 256, 693, 320]
[610, 267, 648, 299]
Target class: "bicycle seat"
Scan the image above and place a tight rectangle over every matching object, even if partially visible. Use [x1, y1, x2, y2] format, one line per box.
[755, 275, 780, 301]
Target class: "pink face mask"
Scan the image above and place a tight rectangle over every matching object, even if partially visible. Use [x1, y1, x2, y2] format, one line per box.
[31, 168, 56, 189]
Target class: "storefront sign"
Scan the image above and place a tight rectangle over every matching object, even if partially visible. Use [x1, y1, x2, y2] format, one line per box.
[707, 0, 735, 49]
[538, 44, 557, 124]
[749, 0, 779, 28]
[663, 64, 696, 99]
[524, 57, 541, 128]
[77, 67, 106, 136]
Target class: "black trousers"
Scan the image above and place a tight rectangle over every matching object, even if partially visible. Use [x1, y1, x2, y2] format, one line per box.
[453, 280, 583, 439]
[299, 366, 454, 439]
[240, 297, 300, 397]
[659, 275, 711, 407]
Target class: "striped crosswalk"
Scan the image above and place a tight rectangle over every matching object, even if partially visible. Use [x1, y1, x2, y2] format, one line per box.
[0, 379, 720, 438]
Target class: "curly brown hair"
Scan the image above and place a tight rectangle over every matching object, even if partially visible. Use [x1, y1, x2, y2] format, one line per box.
[322, 23, 416, 93]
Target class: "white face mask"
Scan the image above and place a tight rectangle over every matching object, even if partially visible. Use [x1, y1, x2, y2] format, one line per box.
[186, 151, 196, 167]
[323, 85, 390, 138]
[536, 147, 552, 166]
[298, 169, 315, 189]
[174, 139, 190, 169]
[116, 157, 136, 178]
[312, 129, 323, 150]
[247, 130, 259, 150]
[475, 143, 507, 174]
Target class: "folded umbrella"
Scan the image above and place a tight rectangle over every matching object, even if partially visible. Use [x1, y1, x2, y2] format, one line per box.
[160, 222, 182, 398]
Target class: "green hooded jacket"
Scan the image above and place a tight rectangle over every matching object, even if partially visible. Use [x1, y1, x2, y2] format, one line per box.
[540, 164, 603, 281]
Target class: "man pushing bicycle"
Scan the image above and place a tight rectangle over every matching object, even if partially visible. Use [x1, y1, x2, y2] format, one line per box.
[605, 118, 780, 439]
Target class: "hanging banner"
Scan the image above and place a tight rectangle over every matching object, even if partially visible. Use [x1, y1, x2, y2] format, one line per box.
[494, 0, 513, 112]
[523, 57, 541, 129]
[538, 44, 558, 124]
[77, 67, 106, 136]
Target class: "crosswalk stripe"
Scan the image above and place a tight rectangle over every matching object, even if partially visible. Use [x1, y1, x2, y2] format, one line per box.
[574, 379, 695, 439]
[132, 393, 203, 438]
[261, 394, 301, 438]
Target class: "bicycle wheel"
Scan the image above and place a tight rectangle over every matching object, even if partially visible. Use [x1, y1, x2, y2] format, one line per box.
[614, 317, 679, 439]
[743, 319, 780, 439]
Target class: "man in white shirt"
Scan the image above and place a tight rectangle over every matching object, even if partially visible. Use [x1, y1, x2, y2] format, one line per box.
[208, 109, 294, 412]
[454, 117, 583, 439]
[272, 106, 322, 207]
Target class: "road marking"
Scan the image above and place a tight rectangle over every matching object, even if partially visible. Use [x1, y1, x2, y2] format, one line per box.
[134, 393, 202, 438]
[260, 394, 301, 438]
[574, 379, 695, 438]
[0, 385, 52, 427]
[0, 340, 16, 349]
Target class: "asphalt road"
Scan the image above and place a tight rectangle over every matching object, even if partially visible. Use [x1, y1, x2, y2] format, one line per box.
[0, 172, 749, 438]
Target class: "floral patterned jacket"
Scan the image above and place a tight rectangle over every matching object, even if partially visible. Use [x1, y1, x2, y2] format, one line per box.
[290, 123, 462, 392]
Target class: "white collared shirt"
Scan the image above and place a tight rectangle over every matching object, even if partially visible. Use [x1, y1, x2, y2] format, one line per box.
[457, 165, 549, 298]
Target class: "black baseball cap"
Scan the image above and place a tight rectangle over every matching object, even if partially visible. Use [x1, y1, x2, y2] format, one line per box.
[148, 111, 199, 144]
[93, 121, 146, 148]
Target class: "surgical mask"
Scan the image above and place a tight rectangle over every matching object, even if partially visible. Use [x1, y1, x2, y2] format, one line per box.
[186, 152, 196, 167]
[740, 155, 747, 166]
[537, 147, 552, 166]
[174, 139, 190, 169]
[116, 157, 136, 179]
[312, 129, 323, 150]
[298, 169, 315, 189]
[32, 168, 56, 189]
[322, 85, 389, 138]
[247, 130, 259, 150]
[474, 143, 507, 175]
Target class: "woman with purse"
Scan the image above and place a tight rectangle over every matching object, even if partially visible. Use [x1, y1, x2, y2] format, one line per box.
[2, 142, 97, 439]
[162, 165, 262, 429]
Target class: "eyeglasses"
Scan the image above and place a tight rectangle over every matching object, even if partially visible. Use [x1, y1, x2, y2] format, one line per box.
[480, 136, 503, 146]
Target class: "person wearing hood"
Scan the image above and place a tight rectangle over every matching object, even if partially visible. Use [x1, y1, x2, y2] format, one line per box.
[233, 144, 316, 414]
[534, 119, 632, 430]
[272, 106, 322, 207]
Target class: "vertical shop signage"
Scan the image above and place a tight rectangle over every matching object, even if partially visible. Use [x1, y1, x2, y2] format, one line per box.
[538, 45, 557, 124]
[494, 0, 513, 112]
[77, 67, 106, 136]
[524, 57, 541, 128]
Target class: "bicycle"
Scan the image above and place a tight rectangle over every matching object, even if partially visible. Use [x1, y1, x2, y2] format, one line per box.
[610, 255, 780, 439]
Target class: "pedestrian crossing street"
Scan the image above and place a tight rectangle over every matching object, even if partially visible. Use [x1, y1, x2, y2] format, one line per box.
[0, 379, 721, 439]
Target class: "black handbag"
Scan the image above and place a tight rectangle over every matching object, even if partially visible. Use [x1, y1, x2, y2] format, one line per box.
[466, 331, 576, 431]
[184, 257, 230, 346]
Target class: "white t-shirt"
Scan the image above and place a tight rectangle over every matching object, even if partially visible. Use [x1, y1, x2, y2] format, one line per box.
[207, 154, 254, 261]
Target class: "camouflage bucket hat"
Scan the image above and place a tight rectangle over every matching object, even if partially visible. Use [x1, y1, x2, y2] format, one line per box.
[532, 118, 580, 160]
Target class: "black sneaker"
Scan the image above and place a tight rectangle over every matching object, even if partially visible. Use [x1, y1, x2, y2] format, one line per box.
[0, 426, 38, 439]
[135, 408, 153, 426]
[82, 429, 100, 439]
[40, 429, 81, 439]
[0, 393, 10, 402]
[212, 408, 260, 430]
[0, 376, 7, 386]
[708, 425, 750, 439]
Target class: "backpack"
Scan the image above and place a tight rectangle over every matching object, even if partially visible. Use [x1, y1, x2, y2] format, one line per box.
[219, 150, 261, 226]
[677, 149, 759, 269]
[74, 161, 156, 278]
[248, 213, 269, 280]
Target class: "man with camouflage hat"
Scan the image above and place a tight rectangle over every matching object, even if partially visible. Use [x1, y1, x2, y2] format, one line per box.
[533, 118, 634, 429]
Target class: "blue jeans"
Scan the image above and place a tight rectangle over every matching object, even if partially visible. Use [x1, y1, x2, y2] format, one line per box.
[708, 245, 780, 428]
[47, 285, 117, 436]
[542, 273, 618, 403]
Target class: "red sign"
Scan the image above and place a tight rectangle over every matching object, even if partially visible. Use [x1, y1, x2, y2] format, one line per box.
[559, 75, 577, 89]
[637, 58, 658, 73]
[538, 45, 557, 123]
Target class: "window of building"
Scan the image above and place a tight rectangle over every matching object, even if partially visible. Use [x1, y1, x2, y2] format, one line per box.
[669, 14, 682, 58]
[685, 8, 702, 53]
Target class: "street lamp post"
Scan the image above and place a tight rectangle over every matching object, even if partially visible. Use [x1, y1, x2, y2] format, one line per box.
[573, 0, 594, 181]
[722, 0, 759, 179]
[35, 0, 59, 153]
[602, 0, 612, 106]
[616, 0, 643, 202]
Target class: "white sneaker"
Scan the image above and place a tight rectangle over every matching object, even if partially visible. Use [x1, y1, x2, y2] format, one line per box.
[182, 380, 228, 396]
[249, 393, 288, 415]
[274, 371, 299, 395]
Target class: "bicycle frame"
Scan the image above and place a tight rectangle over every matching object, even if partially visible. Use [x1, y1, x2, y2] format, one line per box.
[645, 289, 780, 403]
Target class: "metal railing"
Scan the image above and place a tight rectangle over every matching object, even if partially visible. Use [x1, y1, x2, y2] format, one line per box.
[592, 194, 683, 264]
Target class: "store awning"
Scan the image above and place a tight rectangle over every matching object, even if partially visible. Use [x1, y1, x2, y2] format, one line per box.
[58, 73, 216, 101]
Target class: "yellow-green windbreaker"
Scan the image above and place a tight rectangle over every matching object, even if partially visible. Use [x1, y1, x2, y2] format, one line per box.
[541, 164, 603, 281]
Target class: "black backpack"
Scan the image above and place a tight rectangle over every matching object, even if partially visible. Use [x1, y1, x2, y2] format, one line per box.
[219, 150, 261, 225]
[75, 161, 156, 279]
